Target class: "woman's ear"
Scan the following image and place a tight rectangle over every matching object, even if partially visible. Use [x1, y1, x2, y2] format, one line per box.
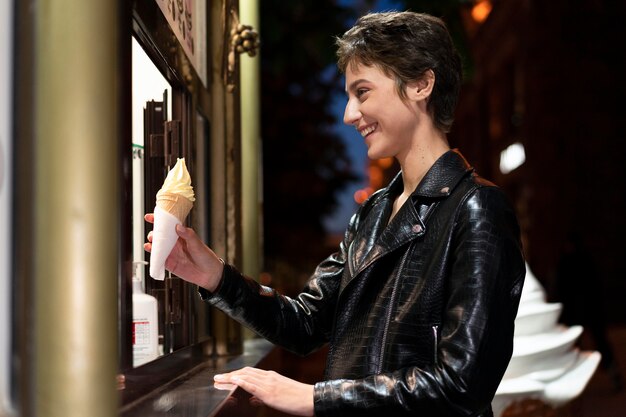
[407, 69, 435, 101]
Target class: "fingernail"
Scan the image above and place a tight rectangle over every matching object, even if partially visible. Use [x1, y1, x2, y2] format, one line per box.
[214, 374, 225, 381]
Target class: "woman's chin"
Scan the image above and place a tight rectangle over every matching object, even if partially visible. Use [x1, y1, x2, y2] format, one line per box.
[366, 146, 380, 160]
[367, 148, 391, 161]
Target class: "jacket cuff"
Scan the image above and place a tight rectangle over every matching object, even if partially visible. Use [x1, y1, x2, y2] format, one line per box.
[313, 379, 352, 417]
[197, 263, 235, 303]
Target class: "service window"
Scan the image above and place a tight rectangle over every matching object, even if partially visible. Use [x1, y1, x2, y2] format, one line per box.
[119, 0, 242, 405]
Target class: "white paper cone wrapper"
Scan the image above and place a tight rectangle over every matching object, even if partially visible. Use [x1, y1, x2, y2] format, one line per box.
[149, 206, 182, 280]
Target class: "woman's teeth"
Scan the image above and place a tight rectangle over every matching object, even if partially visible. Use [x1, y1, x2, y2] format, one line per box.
[360, 125, 376, 137]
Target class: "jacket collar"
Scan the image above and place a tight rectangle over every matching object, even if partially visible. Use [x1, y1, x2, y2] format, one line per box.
[344, 150, 473, 283]
[383, 149, 474, 201]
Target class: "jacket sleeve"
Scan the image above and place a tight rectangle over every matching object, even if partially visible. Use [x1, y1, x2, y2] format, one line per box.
[198, 196, 371, 356]
[313, 185, 526, 416]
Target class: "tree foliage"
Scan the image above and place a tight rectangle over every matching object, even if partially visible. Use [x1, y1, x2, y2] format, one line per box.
[259, 0, 358, 270]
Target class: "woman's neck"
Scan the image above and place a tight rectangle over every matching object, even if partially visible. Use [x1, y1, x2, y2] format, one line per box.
[397, 127, 450, 196]
[386, 127, 449, 225]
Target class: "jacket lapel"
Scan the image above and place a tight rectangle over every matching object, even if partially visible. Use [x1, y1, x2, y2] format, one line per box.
[351, 201, 426, 279]
[341, 149, 474, 292]
[345, 195, 393, 280]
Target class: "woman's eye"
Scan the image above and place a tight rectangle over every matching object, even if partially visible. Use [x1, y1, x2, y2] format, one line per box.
[356, 88, 369, 98]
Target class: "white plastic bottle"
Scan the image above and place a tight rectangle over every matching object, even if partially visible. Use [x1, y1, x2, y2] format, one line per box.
[132, 261, 159, 367]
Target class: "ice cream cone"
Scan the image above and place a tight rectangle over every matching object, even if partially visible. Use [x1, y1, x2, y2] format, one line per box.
[148, 158, 195, 281]
[156, 192, 193, 223]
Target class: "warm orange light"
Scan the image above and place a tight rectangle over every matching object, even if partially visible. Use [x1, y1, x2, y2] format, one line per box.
[369, 166, 383, 189]
[377, 157, 394, 169]
[354, 187, 374, 204]
[471, 0, 492, 23]
[259, 272, 273, 285]
[354, 189, 370, 204]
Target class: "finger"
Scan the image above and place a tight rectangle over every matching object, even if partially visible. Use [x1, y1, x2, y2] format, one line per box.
[175, 226, 210, 256]
[144, 242, 152, 253]
[215, 372, 266, 393]
[147, 231, 153, 242]
[213, 382, 237, 391]
[234, 374, 266, 387]
[230, 375, 264, 397]
[175, 225, 199, 244]
[215, 367, 264, 380]
[214, 372, 244, 382]
[226, 368, 277, 387]
[144, 213, 154, 223]
[234, 367, 266, 375]
[236, 367, 279, 381]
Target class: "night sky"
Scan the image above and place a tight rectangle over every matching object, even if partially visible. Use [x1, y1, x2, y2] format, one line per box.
[323, 0, 406, 234]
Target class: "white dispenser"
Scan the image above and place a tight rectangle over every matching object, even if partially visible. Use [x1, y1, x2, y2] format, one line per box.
[132, 261, 159, 367]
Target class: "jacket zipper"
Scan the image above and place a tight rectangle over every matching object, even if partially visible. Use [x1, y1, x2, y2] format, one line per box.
[375, 202, 438, 373]
[432, 325, 439, 365]
[377, 249, 410, 373]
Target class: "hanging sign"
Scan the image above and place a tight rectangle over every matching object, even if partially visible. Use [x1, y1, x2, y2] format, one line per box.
[155, 0, 207, 86]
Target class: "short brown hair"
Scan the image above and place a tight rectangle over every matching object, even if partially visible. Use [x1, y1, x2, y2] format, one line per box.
[336, 12, 462, 133]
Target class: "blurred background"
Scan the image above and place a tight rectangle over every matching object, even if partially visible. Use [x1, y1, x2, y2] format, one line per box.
[256, 0, 626, 415]
[4, 0, 624, 415]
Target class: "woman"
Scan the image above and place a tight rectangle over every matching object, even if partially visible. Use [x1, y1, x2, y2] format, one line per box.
[145, 11, 525, 417]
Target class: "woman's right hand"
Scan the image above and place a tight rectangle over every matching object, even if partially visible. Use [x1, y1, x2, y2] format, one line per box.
[144, 213, 224, 292]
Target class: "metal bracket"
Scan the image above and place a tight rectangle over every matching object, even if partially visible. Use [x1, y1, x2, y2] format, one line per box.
[163, 120, 181, 167]
[147, 119, 181, 168]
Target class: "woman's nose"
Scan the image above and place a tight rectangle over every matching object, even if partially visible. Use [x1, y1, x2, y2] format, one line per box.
[343, 98, 361, 126]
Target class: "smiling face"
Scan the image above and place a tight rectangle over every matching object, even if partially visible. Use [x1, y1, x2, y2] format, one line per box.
[344, 63, 423, 161]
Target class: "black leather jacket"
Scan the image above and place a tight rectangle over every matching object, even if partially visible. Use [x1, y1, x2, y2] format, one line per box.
[201, 150, 525, 417]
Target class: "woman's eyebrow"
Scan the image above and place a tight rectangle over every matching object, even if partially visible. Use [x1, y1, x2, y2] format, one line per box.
[346, 78, 369, 93]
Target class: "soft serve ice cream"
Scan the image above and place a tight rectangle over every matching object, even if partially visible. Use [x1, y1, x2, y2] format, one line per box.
[149, 158, 195, 280]
[492, 264, 601, 416]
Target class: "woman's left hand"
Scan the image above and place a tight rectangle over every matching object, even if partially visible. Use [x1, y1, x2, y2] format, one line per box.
[214, 367, 314, 416]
